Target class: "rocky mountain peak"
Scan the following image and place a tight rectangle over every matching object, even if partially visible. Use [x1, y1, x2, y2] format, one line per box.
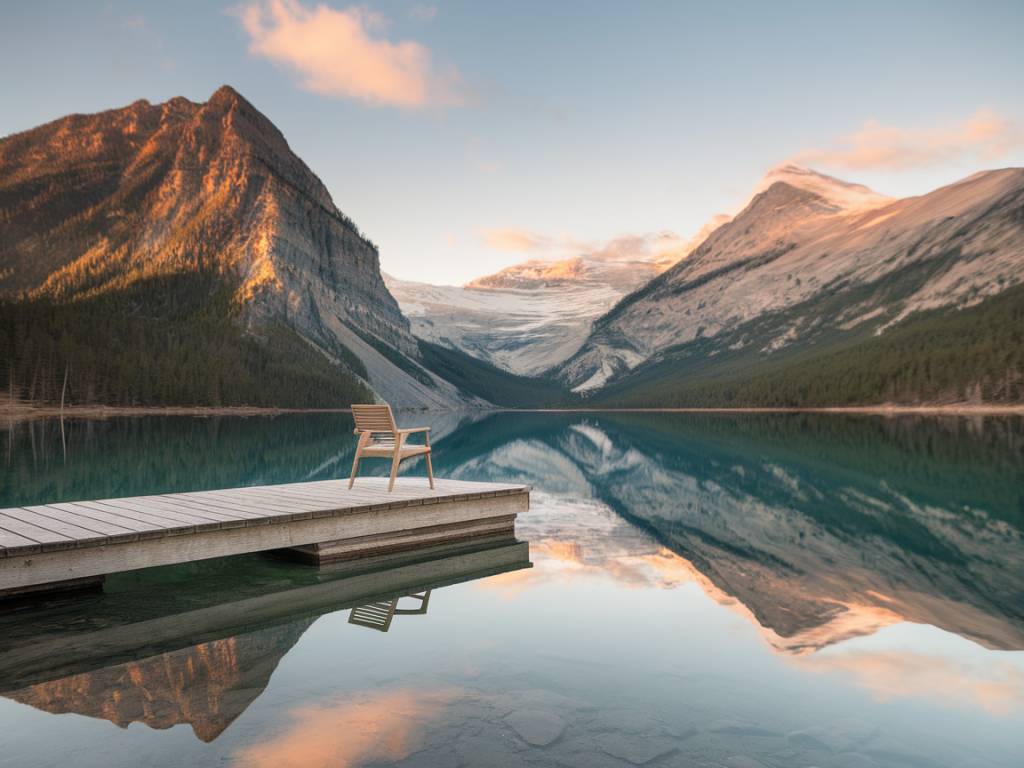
[753, 163, 893, 213]
[208, 84, 246, 108]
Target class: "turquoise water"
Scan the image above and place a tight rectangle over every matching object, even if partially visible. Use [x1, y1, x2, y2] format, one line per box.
[1, 412, 1022, 767]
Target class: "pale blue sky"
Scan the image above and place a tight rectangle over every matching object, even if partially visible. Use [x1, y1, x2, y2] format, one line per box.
[2, 1, 1023, 283]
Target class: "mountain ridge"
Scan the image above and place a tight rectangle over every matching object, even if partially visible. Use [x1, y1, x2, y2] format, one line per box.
[556, 166, 1024, 400]
[3, 87, 1021, 409]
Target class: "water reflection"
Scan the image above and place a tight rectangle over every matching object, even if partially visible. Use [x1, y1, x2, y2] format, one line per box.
[5, 620, 313, 742]
[1, 411, 1023, 766]
[0, 538, 531, 738]
[435, 413, 1024, 654]
[235, 688, 462, 768]
[3, 413, 1022, 656]
[349, 591, 432, 632]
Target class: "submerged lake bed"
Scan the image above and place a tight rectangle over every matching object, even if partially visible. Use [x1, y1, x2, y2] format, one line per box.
[1, 412, 1022, 768]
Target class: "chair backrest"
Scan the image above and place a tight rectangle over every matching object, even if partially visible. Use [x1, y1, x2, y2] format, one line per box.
[352, 404, 397, 434]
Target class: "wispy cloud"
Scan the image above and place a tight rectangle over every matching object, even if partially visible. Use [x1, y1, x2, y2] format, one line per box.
[408, 3, 437, 22]
[465, 138, 501, 174]
[234, 688, 461, 767]
[795, 109, 1024, 171]
[480, 227, 721, 268]
[235, 0, 463, 108]
[481, 228, 559, 253]
[120, 14, 146, 30]
[799, 650, 1024, 715]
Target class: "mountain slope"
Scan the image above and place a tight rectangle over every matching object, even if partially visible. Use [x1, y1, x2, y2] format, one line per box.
[386, 256, 659, 376]
[558, 166, 1024, 402]
[387, 225, 729, 376]
[0, 86, 473, 408]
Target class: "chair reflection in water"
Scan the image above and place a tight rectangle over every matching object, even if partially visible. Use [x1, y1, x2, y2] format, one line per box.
[348, 590, 432, 633]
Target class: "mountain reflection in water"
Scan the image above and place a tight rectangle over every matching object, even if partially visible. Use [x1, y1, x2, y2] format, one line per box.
[0, 412, 1021, 767]
[449, 413, 1024, 654]
[6, 620, 313, 742]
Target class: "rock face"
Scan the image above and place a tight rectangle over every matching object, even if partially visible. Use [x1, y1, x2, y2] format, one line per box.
[0, 85, 473, 408]
[557, 166, 1024, 394]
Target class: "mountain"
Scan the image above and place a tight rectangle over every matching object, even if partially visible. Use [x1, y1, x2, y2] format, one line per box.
[0, 86, 474, 409]
[387, 227, 728, 376]
[557, 166, 1024, 403]
[386, 258, 655, 376]
[750, 163, 893, 212]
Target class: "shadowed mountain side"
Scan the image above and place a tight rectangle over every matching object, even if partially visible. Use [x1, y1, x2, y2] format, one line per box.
[428, 412, 1024, 652]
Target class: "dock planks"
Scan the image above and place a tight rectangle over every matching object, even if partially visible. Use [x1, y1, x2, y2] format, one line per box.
[0, 478, 530, 596]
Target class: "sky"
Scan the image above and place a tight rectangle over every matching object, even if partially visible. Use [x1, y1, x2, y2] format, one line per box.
[2, 0, 1023, 285]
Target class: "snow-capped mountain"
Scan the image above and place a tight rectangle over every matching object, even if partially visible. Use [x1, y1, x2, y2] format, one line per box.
[385, 260, 650, 376]
[751, 163, 893, 213]
[387, 225, 729, 376]
[557, 165, 1024, 395]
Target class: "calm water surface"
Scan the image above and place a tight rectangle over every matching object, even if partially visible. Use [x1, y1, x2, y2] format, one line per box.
[0, 412, 1022, 768]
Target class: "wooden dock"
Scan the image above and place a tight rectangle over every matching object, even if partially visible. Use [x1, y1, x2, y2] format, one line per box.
[0, 477, 530, 598]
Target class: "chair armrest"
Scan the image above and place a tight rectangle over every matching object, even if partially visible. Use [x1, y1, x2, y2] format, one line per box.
[396, 427, 430, 434]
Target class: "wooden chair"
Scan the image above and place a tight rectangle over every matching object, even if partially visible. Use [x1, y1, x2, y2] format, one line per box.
[349, 404, 434, 492]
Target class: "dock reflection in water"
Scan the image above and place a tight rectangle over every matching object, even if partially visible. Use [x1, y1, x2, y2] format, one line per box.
[0, 537, 531, 742]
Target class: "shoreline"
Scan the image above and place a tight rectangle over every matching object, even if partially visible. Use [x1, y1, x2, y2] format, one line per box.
[4, 402, 1024, 423]
[2, 404, 354, 423]
[496, 405, 1024, 416]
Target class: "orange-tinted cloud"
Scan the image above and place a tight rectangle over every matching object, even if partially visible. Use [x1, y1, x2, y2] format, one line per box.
[798, 650, 1024, 715]
[480, 228, 557, 253]
[476, 537, 905, 654]
[236, 0, 463, 108]
[478, 228, 702, 271]
[476, 540, 702, 595]
[233, 688, 460, 767]
[795, 109, 1024, 171]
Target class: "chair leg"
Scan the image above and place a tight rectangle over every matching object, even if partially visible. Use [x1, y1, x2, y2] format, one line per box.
[349, 433, 369, 489]
[388, 446, 402, 492]
[348, 452, 361, 489]
[425, 451, 434, 489]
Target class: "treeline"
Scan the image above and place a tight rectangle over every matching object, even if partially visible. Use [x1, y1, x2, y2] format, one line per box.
[598, 282, 1024, 407]
[417, 339, 568, 407]
[0, 271, 373, 408]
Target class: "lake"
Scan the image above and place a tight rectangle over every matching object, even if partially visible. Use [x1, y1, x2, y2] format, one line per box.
[1, 411, 1022, 768]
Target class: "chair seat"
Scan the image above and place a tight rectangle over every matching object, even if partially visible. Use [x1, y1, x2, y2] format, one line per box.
[360, 444, 431, 458]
